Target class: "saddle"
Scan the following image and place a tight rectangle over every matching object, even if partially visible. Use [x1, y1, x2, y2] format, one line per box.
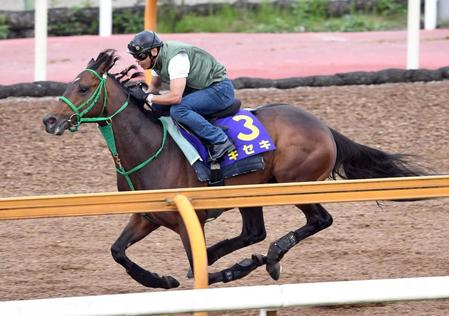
[205, 99, 242, 120]
[158, 99, 275, 188]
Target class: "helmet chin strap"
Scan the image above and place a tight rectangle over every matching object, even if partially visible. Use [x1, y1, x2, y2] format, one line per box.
[147, 51, 159, 69]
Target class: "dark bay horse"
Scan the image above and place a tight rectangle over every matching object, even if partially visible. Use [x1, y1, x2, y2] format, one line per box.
[43, 50, 423, 289]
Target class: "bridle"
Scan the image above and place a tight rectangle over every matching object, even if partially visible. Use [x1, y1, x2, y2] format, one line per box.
[58, 68, 167, 191]
[59, 68, 129, 132]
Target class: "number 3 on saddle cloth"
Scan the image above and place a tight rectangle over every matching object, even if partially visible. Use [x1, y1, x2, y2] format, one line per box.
[160, 109, 276, 186]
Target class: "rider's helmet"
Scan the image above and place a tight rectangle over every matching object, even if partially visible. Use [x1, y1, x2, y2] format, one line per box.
[127, 31, 163, 60]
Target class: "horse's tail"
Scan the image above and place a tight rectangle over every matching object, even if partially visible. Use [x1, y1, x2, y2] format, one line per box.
[330, 128, 425, 180]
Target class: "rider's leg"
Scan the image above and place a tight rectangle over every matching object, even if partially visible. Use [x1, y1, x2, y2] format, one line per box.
[169, 79, 236, 159]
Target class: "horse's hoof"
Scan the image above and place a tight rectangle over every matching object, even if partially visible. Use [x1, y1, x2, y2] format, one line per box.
[186, 268, 193, 279]
[162, 275, 180, 289]
[266, 261, 281, 280]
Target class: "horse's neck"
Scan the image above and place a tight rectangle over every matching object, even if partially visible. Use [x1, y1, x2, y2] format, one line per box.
[104, 87, 171, 188]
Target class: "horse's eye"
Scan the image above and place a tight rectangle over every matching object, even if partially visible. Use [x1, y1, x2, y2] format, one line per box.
[79, 85, 89, 94]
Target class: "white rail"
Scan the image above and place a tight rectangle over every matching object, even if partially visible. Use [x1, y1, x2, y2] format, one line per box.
[1, 276, 449, 315]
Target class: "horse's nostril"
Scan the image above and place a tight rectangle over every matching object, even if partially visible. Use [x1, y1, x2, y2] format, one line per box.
[46, 116, 57, 126]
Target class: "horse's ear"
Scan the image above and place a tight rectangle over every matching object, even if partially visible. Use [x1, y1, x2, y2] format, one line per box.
[97, 54, 119, 76]
[87, 58, 95, 68]
[97, 63, 112, 76]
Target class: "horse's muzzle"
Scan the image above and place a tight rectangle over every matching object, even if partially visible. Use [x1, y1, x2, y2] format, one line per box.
[42, 113, 69, 135]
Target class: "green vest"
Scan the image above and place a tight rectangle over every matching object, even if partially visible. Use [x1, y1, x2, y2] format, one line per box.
[152, 41, 228, 90]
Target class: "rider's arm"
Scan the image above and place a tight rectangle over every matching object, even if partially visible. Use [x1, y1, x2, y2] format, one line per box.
[147, 53, 190, 106]
[150, 78, 186, 105]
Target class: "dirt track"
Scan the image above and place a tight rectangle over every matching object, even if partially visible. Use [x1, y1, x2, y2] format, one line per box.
[0, 81, 449, 315]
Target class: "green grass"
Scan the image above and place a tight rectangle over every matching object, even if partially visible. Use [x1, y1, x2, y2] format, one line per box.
[156, 0, 407, 33]
[2, 0, 407, 39]
[0, 15, 8, 39]
[314, 14, 407, 32]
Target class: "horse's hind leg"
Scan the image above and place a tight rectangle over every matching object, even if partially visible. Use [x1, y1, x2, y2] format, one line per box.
[207, 206, 266, 265]
[186, 207, 266, 281]
[206, 207, 267, 284]
[266, 203, 333, 280]
[207, 253, 267, 285]
[110, 213, 180, 289]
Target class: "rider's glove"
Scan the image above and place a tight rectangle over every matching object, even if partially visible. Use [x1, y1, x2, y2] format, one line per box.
[128, 84, 150, 107]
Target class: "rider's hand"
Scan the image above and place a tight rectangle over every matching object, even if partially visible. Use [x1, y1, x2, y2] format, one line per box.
[128, 84, 150, 107]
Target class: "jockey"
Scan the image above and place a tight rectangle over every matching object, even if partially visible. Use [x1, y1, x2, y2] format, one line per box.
[127, 30, 236, 161]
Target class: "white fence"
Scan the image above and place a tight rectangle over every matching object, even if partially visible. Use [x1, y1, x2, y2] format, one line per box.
[1, 276, 449, 315]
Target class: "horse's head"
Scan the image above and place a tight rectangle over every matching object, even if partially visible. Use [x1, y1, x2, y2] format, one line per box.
[43, 49, 122, 135]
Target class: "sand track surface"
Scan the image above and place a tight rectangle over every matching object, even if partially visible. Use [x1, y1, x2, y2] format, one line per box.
[1, 81, 448, 315]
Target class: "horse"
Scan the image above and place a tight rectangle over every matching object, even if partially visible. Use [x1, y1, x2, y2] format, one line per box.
[42, 49, 424, 289]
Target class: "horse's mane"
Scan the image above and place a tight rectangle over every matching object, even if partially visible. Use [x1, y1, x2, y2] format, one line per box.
[87, 49, 146, 88]
[88, 49, 159, 121]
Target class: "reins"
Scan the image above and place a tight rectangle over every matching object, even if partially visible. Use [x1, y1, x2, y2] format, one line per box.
[59, 68, 167, 190]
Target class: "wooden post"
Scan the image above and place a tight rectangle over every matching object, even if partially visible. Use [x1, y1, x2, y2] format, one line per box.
[145, 0, 158, 31]
[173, 194, 208, 316]
[144, 0, 158, 85]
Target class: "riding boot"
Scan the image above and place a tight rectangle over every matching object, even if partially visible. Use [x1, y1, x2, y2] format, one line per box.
[209, 138, 235, 161]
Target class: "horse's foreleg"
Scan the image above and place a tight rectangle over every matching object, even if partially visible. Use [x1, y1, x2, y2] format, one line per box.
[207, 207, 266, 265]
[266, 203, 333, 280]
[111, 213, 180, 289]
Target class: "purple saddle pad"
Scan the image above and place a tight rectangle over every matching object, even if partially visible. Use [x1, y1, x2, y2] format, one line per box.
[179, 109, 276, 167]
